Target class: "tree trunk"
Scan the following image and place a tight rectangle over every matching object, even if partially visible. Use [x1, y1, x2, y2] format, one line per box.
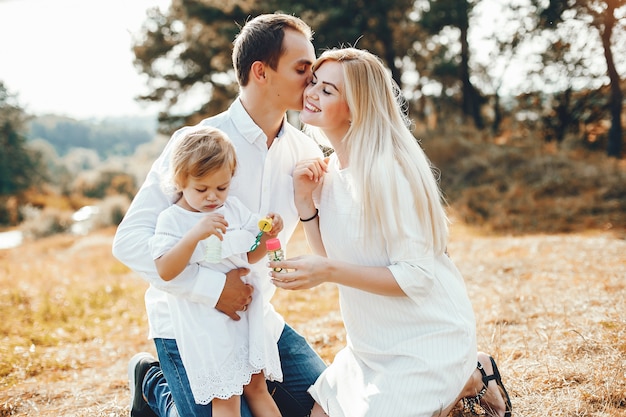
[600, 0, 623, 157]
[459, 16, 484, 129]
[377, 10, 403, 89]
[492, 92, 502, 135]
[555, 88, 572, 142]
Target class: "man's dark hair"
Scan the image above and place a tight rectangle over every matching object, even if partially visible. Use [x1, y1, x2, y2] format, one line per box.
[233, 13, 313, 86]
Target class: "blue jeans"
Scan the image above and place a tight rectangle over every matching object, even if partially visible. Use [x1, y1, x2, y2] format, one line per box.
[144, 324, 327, 417]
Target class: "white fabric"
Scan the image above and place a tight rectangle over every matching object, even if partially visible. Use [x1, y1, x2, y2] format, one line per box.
[308, 155, 478, 417]
[150, 199, 282, 404]
[111, 98, 323, 340]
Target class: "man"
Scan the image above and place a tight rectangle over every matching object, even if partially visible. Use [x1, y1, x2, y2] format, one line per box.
[113, 13, 326, 417]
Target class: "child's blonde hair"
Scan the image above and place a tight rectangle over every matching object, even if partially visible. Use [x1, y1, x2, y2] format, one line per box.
[170, 126, 237, 191]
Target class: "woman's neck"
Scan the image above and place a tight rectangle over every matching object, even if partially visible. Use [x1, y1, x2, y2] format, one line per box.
[329, 140, 349, 169]
[323, 126, 350, 168]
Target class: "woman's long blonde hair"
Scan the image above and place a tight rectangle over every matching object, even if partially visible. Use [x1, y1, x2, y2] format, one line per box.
[312, 48, 449, 254]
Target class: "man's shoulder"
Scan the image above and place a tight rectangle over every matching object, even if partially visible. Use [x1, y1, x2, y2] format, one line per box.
[283, 121, 307, 137]
[282, 122, 312, 142]
[197, 110, 231, 129]
[283, 124, 323, 155]
[168, 113, 231, 143]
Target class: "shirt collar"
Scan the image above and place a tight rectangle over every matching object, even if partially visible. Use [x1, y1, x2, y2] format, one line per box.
[229, 97, 287, 144]
[276, 119, 286, 138]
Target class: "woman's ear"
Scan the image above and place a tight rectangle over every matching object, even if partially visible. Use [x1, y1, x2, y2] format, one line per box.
[250, 61, 267, 83]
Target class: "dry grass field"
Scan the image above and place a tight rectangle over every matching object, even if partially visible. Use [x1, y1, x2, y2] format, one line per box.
[1, 218, 625, 416]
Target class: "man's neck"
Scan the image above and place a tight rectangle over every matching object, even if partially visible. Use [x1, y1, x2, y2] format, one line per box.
[239, 93, 285, 148]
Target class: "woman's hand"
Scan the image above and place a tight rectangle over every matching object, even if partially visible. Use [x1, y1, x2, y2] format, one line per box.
[272, 254, 406, 297]
[269, 254, 330, 290]
[293, 158, 328, 207]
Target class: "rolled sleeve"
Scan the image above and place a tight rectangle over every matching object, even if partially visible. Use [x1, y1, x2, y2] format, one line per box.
[168, 264, 226, 307]
[387, 258, 435, 302]
[384, 168, 437, 302]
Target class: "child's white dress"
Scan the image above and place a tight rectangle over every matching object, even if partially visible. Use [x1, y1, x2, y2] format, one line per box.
[150, 197, 282, 404]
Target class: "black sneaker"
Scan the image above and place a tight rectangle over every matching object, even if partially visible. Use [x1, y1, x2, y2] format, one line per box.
[128, 352, 159, 417]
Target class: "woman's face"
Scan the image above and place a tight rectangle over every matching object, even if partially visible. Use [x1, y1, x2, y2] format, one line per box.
[300, 60, 351, 139]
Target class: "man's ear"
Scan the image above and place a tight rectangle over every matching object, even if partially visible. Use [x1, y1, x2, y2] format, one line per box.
[250, 61, 267, 82]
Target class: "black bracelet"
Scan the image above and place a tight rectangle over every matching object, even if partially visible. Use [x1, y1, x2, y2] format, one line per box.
[300, 208, 319, 222]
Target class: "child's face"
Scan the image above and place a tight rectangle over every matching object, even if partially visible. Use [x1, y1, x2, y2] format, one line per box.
[178, 165, 232, 213]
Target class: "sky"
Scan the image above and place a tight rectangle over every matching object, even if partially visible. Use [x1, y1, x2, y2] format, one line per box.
[0, 0, 171, 120]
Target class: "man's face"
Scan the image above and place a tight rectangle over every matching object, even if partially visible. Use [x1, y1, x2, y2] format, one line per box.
[265, 29, 316, 112]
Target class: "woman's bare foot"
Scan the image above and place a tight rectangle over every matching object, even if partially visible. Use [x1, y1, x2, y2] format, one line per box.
[444, 352, 511, 417]
[310, 402, 329, 417]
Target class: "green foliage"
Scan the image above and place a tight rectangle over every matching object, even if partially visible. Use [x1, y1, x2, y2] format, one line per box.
[20, 206, 72, 239]
[536, 0, 566, 26]
[287, 0, 419, 86]
[422, 125, 626, 234]
[28, 117, 154, 159]
[533, 0, 625, 157]
[132, 0, 421, 132]
[0, 83, 43, 196]
[420, 0, 471, 34]
[72, 169, 136, 200]
[97, 195, 132, 227]
[419, 0, 484, 128]
[132, 1, 249, 132]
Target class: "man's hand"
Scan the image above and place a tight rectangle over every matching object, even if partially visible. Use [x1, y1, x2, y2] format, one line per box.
[215, 267, 252, 320]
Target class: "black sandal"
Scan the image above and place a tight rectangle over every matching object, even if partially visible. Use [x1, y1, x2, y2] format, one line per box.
[478, 357, 512, 417]
[452, 359, 512, 417]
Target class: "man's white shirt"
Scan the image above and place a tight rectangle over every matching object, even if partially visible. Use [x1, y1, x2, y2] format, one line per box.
[112, 98, 323, 339]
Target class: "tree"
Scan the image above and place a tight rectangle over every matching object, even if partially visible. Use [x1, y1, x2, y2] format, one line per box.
[132, 1, 251, 132]
[29, 117, 154, 159]
[286, 0, 420, 88]
[537, 0, 625, 157]
[0, 82, 49, 225]
[0, 82, 41, 196]
[418, 0, 484, 129]
[132, 0, 421, 132]
[467, 1, 538, 135]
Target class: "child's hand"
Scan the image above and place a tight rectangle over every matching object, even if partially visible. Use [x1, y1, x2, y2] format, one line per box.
[265, 213, 283, 236]
[191, 212, 228, 242]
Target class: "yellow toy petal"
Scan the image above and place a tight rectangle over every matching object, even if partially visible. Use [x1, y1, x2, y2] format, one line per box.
[258, 217, 273, 233]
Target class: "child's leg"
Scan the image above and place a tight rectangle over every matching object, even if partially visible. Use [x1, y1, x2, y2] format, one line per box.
[243, 373, 282, 417]
[212, 395, 241, 417]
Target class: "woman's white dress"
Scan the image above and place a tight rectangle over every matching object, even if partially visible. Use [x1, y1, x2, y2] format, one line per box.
[150, 198, 282, 405]
[308, 156, 477, 416]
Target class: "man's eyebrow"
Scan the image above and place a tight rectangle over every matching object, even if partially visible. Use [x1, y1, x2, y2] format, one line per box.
[296, 58, 313, 66]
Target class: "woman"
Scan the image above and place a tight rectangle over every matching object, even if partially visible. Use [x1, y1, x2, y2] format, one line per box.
[270, 48, 512, 417]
